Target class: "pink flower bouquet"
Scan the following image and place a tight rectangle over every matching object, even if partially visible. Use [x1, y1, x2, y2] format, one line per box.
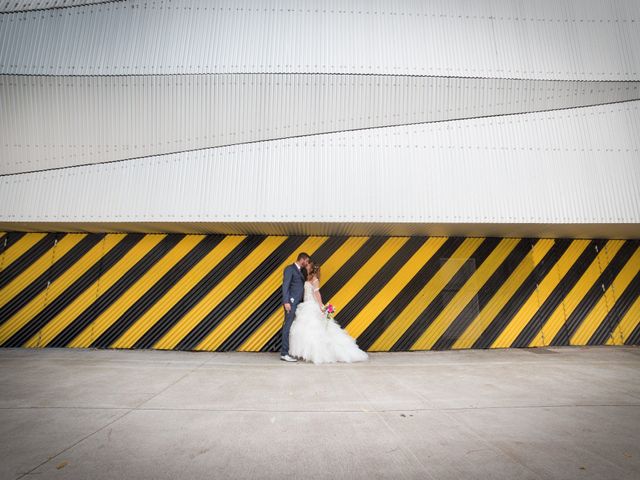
[324, 303, 335, 320]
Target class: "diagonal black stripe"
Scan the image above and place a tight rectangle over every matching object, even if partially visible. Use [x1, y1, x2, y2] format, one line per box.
[0, 232, 27, 256]
[222, 236, 348, 352]
[625, 320, 640, 345]
[1, 232, 26, 251]
[2, 234, 144, 347]
[433, 238, 534, 351]
[393, 237, 501, 351]
[551, 240, 638, 347]
[0, 233, 103, 329]
[175, 236, 308, 351]
[306, 237, 350, 270]
[0, 233, 58, 290]
[319, 237, 388, 302]
[357, 237, 466, 351]
[511, 240, 606, 348]
[92, 235, 225, 348]
[45, 234, 183, 348]
[588, 251, 640, 345]
[132, 236, 265, 349]
[336, 237, 426, 329]
[472, 239, 572, 349]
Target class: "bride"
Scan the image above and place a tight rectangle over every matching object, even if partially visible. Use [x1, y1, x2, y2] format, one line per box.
[289, 261, 369, 364]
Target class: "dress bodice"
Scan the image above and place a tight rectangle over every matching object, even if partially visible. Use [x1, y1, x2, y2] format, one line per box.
[303, 281, 315, 302]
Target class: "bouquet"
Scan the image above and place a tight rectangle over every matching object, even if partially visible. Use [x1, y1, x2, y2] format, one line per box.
[324, 303, 335, 319]
[323, 304, 336, 329]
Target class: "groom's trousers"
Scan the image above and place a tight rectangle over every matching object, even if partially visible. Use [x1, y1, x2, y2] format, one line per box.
[280, 303, 298, 356]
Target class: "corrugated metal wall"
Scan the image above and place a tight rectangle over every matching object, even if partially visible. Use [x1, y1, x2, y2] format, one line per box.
[2, 74, 639, 174]
[1, 0, 639, 236]
[1, 232, 639, 352]
[2, 101, 639, 228]
[1, 0, 639, 79]
[1, 1, 638, 353]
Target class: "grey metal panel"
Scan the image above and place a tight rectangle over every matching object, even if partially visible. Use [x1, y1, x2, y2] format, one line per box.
[2, 74, 639, 175]
[1, 101, 638, 227]
[1, 0, 638, 79]
[0, 0, 116, 13]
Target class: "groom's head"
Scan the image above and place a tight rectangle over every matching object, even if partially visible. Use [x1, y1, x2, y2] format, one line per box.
[296, 252, 310, 268]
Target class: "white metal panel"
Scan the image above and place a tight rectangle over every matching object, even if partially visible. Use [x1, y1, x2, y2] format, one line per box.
[1, 101, 639, 227]
[2, 74, 639, 175]
[0, 0, 638, 80]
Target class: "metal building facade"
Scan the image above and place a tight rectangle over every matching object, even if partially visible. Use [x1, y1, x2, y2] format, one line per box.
[0, 0, 638, 352]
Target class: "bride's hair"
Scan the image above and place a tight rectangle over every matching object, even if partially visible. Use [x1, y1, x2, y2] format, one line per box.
[309, 262, 321, 280]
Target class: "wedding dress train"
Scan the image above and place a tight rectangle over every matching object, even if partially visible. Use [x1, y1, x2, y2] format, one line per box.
[289, 281, 369, 364]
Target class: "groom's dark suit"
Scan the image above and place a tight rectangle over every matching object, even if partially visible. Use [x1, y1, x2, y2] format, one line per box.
[280, 263, 307, 356]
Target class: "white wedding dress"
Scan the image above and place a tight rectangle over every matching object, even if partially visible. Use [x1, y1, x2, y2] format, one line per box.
[289, 280, 369, 364]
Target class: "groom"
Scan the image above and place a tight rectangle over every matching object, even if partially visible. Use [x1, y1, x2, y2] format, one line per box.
[280, 252, 310, 362]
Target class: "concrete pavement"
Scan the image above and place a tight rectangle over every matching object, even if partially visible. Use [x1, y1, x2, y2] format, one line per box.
[1, 346, 639, 479]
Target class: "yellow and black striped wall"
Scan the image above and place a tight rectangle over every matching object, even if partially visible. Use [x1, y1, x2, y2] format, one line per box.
[1, 231, 639, 352]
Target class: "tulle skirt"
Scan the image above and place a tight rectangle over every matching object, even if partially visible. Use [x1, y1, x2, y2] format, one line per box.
[289, 300, 369, 364]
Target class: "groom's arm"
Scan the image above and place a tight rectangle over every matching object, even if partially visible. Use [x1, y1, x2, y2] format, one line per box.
[282, 266, 293, 306]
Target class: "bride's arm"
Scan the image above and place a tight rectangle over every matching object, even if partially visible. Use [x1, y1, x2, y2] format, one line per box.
[312, 279, 324, 311]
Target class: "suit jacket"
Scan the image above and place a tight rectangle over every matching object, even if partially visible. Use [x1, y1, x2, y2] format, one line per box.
[282, 263, 306, 306]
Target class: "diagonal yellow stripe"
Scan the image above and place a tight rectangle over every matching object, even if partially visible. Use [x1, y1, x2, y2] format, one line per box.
[530, 240, 624, 347]
[60, 235, 168, 347]
[607, 292, 640, 345]
[346, 237, 448, 340]
[154, 236, 287, 350]
[88, 235, 204, 348]
[491, 240, 591, 348]
[410, 238, 520, 351]
[453, 239, 555, 349]
[0, 234, 84, 309]
[110, 236, 247, 349]
[571, 246, 640, 345]
[0, 233, 48, 271]
[325, 237, 409, 339]
[370, 238, 483, 351]
[26, 235, 198, 348]
[239, 236, 370, 352]
[0, 234, 123, 344]
[195, 237, 329, 351]
[65, 235, 198, 348]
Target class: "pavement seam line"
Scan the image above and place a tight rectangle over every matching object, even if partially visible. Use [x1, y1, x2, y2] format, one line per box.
[344, 369, 439, 480]
[439, 408, 547, 480]
[2, 403, 640, 413]
[13, 356, 212, 479]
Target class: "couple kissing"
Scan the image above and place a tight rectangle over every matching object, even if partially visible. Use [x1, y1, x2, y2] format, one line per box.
[280, 252, 368, 364]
